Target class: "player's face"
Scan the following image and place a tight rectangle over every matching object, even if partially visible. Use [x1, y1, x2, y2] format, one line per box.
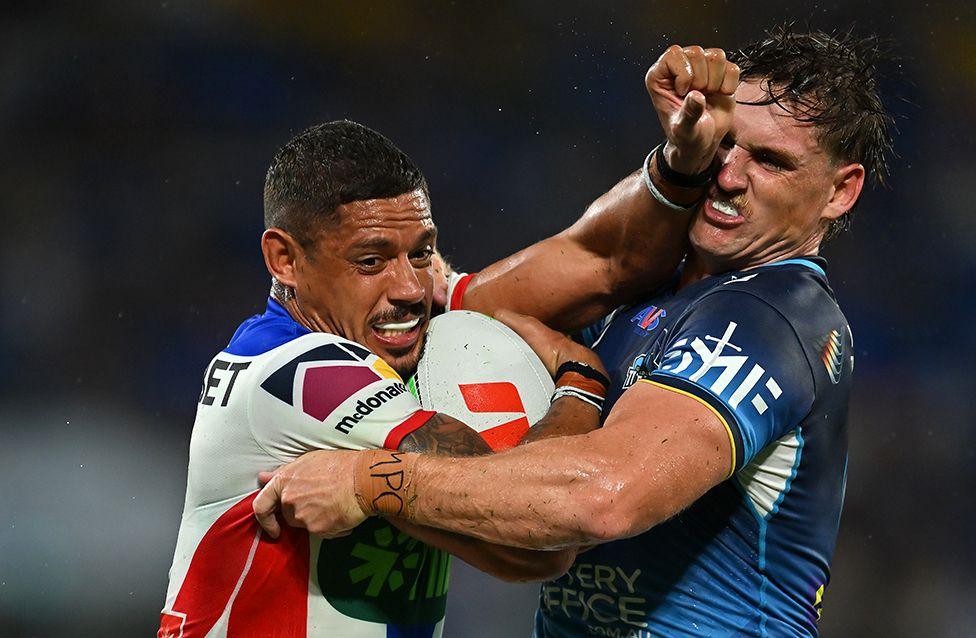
[690, 80, 850, 273]
[295, 189, 436, 378]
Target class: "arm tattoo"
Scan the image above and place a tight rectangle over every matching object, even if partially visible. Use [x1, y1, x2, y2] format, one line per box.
[519, 396, 600, 446]
[398, 413, 493, 457]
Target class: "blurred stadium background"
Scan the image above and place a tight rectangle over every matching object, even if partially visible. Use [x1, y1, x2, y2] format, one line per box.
[1, 1, 974, 636]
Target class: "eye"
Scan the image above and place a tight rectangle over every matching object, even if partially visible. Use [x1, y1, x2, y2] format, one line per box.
[756, 152, 788, 171]
[355, 256, 385, 273]
[410, 246, 434, 266]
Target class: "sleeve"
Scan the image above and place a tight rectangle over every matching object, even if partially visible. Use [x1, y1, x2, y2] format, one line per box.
[249, 334, 435, 457]
[446, 271, 475, 311]
[644, 291, 815, 475]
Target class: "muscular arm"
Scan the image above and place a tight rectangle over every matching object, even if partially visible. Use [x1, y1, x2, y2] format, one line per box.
[460, 172, 691, 332]
[458, 47, 739, 331]
[406, 381, 732, 550]
[386, 411, 583, 582]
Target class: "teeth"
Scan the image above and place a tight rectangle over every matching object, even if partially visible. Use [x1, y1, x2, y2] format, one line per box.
[374, 317, 421, 336]
[712, 199, 739, 217]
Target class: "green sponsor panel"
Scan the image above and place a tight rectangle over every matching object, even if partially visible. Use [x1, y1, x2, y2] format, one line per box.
[317, 517, 450, 625]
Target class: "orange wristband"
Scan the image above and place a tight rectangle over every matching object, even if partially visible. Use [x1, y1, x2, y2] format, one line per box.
[353, 450, 419, 519]
[554, 371, 607, 399]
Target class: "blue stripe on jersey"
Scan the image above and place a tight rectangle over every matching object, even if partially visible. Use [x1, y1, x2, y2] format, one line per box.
[758, 257, 826, 277]
[224, 298, 310, 356]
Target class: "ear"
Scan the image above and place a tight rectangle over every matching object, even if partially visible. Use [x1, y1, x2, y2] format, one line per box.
[261, 228, 303, 288]
[821, 163, 865, 224]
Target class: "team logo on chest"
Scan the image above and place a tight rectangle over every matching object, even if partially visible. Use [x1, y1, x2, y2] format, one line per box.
[631, 305, 666, 335]
[623, 353, 648, 390]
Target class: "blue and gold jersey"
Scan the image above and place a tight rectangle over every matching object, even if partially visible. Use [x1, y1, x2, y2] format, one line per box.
[535, 257, 852, 638]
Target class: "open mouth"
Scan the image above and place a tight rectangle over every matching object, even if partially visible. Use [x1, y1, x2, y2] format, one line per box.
[370, 316, 424, 350]
[703, 196, 746, 228]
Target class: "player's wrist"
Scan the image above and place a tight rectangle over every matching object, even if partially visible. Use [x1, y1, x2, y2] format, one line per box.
[552, 361, 609, 414]
[643, 143, 715, 212]
[660, 142, 716, 186]
[353, 450, 420, 520]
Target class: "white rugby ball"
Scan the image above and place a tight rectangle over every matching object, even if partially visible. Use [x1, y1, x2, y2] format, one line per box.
[411, 310, 554, 451]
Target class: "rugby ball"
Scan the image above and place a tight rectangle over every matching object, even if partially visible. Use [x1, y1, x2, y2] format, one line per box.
[411, 311, 554, 451]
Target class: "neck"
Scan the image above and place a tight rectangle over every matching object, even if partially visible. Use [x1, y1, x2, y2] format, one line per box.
[274, 294, 319, 333]
[679, 242, 821, 290]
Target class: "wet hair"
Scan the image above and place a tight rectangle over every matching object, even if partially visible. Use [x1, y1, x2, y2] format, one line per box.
[728, 24, 895, 239]
[263, 120, 429, 249]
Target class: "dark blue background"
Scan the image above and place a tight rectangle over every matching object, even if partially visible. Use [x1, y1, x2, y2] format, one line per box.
[1, 2, 973, 636]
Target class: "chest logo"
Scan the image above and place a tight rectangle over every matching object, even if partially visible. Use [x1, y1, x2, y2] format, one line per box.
[623, 353, 648, 390]
[631, 305, 666, 335]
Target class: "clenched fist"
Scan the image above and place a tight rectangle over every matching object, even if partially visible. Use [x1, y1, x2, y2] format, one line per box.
[646, 45, 739, 175]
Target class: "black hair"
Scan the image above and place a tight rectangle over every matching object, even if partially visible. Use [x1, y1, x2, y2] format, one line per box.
[263, 120, 429, 249]
[729, 24, 895, 239]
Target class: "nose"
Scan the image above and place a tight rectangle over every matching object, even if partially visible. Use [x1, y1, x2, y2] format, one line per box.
[716, 145, 748, 194]
[387, 255, 426, 306]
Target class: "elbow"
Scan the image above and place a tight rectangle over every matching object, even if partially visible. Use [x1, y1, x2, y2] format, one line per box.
[576, 477, 652, 543]
[489, 549, 576, 583]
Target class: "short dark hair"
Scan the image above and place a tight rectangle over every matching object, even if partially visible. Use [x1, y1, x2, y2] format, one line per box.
[729, 24, 895, 239]
[263, 120, 429, 249]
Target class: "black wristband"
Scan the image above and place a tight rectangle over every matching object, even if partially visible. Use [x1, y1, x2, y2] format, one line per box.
[555, 361, 611, 392]
[654, 144, 716, 189]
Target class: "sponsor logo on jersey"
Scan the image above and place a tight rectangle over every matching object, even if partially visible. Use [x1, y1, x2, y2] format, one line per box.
[261, 343, 411, 428]
[631, 305, 666, 335]
[818, 329, 844, 384]
[335, 382, 409, 434]
[540, 562, 649, 632]
[317, 518, 449, 626]
[658, 321, 782, 415]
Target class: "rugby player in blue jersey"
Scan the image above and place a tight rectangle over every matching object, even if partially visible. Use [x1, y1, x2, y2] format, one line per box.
[255, 26, 893, 637]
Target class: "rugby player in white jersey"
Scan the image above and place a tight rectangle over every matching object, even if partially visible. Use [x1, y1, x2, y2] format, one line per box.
[159, 102, 715, 637]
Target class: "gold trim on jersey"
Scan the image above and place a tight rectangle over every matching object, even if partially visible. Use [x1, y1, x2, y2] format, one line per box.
[642, 379, 737, 479]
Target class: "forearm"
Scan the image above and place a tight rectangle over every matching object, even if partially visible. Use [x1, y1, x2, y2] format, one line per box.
[408, 430, 623, 550]
[462, 171, 690, 332]
[387, 518, 575, 583]
[519, 392, 601, 446]
[395, 411, 576, 580]
[398, 384, 728, 550]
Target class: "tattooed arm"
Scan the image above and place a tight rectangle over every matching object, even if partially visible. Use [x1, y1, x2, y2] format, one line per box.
[397, 413, 493, 457]
[386, 412, 579, 583]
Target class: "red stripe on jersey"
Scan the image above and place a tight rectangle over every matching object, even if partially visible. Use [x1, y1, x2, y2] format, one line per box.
[449, 273, 476, 311]
[228, 517, 308, 636]
[383, 409, 437, 450]
[159, 491, 309, 638]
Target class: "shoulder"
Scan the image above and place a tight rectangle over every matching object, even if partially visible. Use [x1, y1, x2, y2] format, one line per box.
[255, 332, 401, 403]
[709, 260, 841, 315]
